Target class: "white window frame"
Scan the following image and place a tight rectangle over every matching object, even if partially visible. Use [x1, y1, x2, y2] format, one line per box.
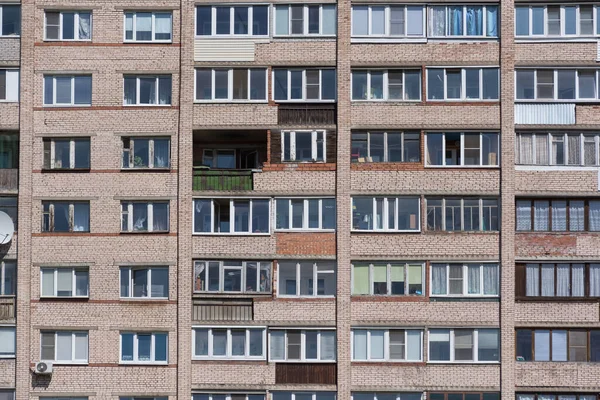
[120, 266, 169, 299]
[351, 70, 422, 101]
[272, 69, 336, 102]
[350, 328, 424, 362]
[427, 328, 500, 364]
[40, 267, 89, 298]
[119, 332, 168, 364]
[194, 68, 268, 102]
[274, 198, 335, 231]
[0, 69, 19, 102]
[514, 68, 600, 102]
[43, 11, 92, 41]
[120, 201, 170, 233]
[0, 260, 15, 296]
[192, 326, 267, 360]
[41, 201, 90, 233]
[0, 326, 15, 358]
[123, 75, 172, 106]
[43, 138, 90, 170]
[123, 12, 173, 43]
[351, 131, 421, 162]
[426, 67, 500, 101]
[276, 261, 336, 298]
[43, 75, 92, 106]
[516, 132, 600, 166]
[268, 328, 337, 362]
[351, 5, 426, 38]
[192, 395, 264, 400]
[0, 5, 20, 37]
[425, 132, 500, 167]
[122, 137, 171, 169]
[351, 196, 421, 232]
[281, 130, 327, 162]
[194, 5, 270, 37]
[350, 262, 425, 296]
[40, 331, 89, 364]
[515, 4, 599, 38]
[274, 4, 337, 36]
[426, 197, 499, 232]
[192, 198, 272, 235]
[193, 260, 272, 293]
[429, 262, 500, 297]
[428, 5, 499, 38]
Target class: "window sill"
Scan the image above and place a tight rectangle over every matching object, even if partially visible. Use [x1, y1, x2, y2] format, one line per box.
[515, 100, 600, 104]
[194, 35, 269, 40]
[41, 168, 91, 173]
[192, 357, 266, 362]
[350, 229, 421, 234]
[351, 360, 423, 364]
[119, 362, 168, 366]
[192, 233, 271, 236]
[123, 40, 173, 44]
[425, 230, 499, 234]
[119, 297, 170, 301]
[42, 104, 92, 108]
[516, 297, 600, 303]
[273, 35, 336, 39]
[430, 296, 499, 302]
[119, 231, 170, 235]
[351, 37, 427, 44]
[427, 361, 500, 365]
[275, 229, 336, 233]
[39, 231, 91, 235]
[515, 37, 599, 43]
[426, 100, 499, 103]
[194, 100, 268, 104]
[0, 35, 20, 38]
[0, 100, 18, 104]
[39, 296, 89, 301]
[43, 361, 89, 365]
[516, 165, 600, 171]
[425, 165, 499, 169]
[516, 231, 600, 234]
[193, 292, 271, 298]
[271, 360, 336, 363]
[274, 296, 336, 301]
[352, 99, 422, 103]
[275, 100, 337, 104]
[120, 168, 172, 172]
[0, 356, 15, 359]
[428, 37, 498, 42]
[42, 39, 92, 43]
[351, 295, 426, 301]
[123, 104, 173, 107]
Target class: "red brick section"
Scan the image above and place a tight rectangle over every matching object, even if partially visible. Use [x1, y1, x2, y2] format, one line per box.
[275, 232, 336, 255]
[515, 233, 578, 257]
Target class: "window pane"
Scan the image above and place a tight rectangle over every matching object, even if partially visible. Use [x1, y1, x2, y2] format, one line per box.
[216, 7, 230, 34]
[579, 71, 597, 99]
[308, 6, 319, 34]
[429, 329, 450, 361]
[370, 330, 384, 359]
[305, 330, 318, 359]
[552, 330, 568, 361]
[370, 72, 383, 99]
[569, 330, 588, 361]
[352, 71, 368, 100]
[74, 76, 91, 105]
[233, 7, 248, 35]
[565, 6, 576, 35]
[275, 6, 289, 35]
[516, 329, 532, 361]
[155, 333, 167, 361]
[353, 329, 367, 359]
[322, 6, 336, 35]
[55, 77, 72, 104]
[232, 69, 248, 100]
[515, 7, 529, 36]
[154, 13, 172, 40]
[290, 6, 303, 34]
[321, 69, 336, 100]
[478, 329, 499, 361]
[41, 268, 55, 297]
[196, 7, 212, 35]
[57, 268, 72, 296]
[352, 6, 368, 35]
[428, 69, 444, 100]
[465, 69, 480, 99]
[136, 13, 152, 40]
[214, 70, 228, 99]
[404, 71, 421, 100]
[516, 70, 535, 99]
[371, 7, 385, 35]
[534, 330, 550, 361]
[56, 332, 73, 360]
[231, 329, 246, 356]
[212, 329, 227, 356]
[287, 331, 301, 359]
[252, 6, 268, 35]
[483, 69, 499, 100]
[62, 13, 75, 39]
[532, 7, 544, 35]
[2, 5, 20, 35]
[121, 333, 134, 361]
[406, 6, 423, 35]
[454, 329, 474, 361]
[390, 7, 405, 35]
[250, 69, 266, 100]
[557, 70, 576, 100]
[74, 139, 90, 169]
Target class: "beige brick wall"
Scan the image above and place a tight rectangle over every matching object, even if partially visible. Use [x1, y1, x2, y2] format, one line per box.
[0, 360, 15, 388]
[515, 363, 600, 389]
[254, 299, 336, 324]
[352, 364, 500, 391]
[0, 38, 20, 64]
[256, 40, 336, 66]
[254, 171, 335, 193]
[516, 303, 600, 325]
[193, 104, 278, 128]
[351, 301, 499, 326]
[351, 104, 500, 129]
[515, 42, 598, 65]
[352, 43, 500, 65]
[191, 362, 275, 387]
[516, 171, 598, 194]
[0, 104, 19, 130]
[576, 105, 600, 126]
[192, 235, 277, 257]
[351, 233, 499, 259]
[352, 170, 499, 194]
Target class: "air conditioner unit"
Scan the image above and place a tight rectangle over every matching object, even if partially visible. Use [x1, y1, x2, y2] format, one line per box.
[34, 361, 53, 375]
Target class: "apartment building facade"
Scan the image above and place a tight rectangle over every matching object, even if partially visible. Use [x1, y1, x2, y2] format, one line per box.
[0, 0, 599, 400]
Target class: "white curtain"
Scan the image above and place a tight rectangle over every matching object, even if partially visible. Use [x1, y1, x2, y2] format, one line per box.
[568, 134, 580, 164]
[590, 264, 600, 296]
[534, 200, 549, 231]
[569, 200, 585, 231]
[320, 331, 336, 360]
[78, 13, 91, 40]
[551, 330, 567, 361]
[467, 264, 480, 294]
[430, 7, 446, 36]
[572, 264, 585, 297]
[556, 264, 570, 296]
[541, 264, 555, 296]
[155, 13, 172, 40]
[431, 264, 447, 295]
[536, 134, 549, 165]
[551, 200, 567, 231]
[590, 201, 600, 231]
[516, 200, 532, 231]
[526, 264, 539, 296]
[483, 264, 498, 295]
[518, 134, 533, 164]
[152, 203, 169, 231]
[534, 330, 550, 361]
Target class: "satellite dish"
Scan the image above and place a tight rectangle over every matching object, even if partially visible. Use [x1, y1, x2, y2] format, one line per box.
[0, 211, 14, 245]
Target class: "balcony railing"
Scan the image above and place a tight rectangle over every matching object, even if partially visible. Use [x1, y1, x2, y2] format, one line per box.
[278, 103, 337, 125]
[0, 169, 18, 191]
[0, 297, 15, 320]
[193, 168, 254, 191]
